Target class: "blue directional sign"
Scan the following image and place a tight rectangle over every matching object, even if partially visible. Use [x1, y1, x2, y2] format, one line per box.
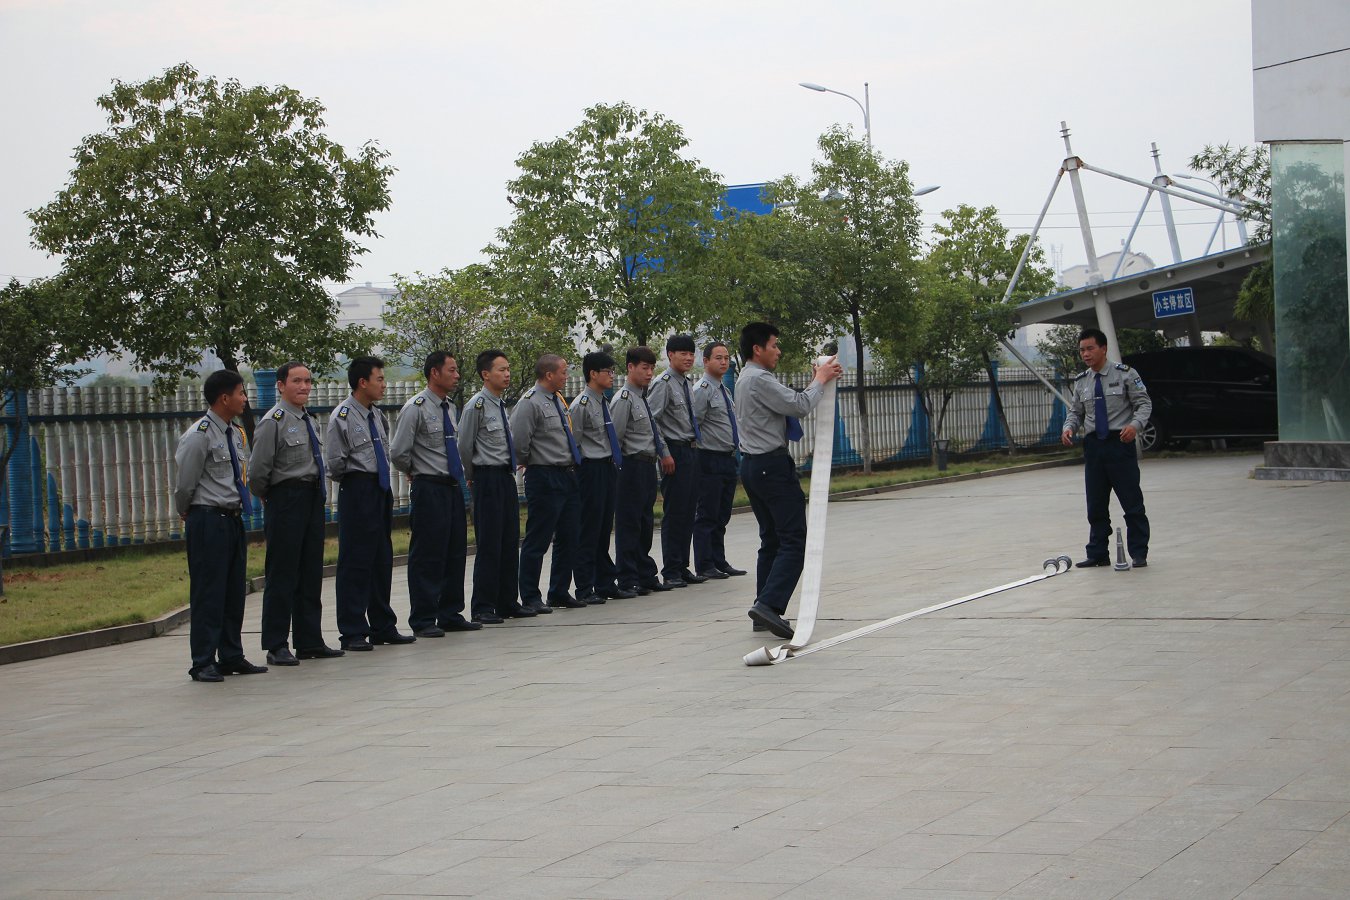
[1152, 286, 1196, 319]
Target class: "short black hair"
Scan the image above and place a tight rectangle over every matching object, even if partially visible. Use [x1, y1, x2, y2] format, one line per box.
[666, 334, 696, 353]
[1078, 328, 1108, 348]
[204, 369, 244, 406]
[347, 356, 385, 391]
[475, 349, 507, 379]
[739, 322, 779, 363]
[275, 361, 308, 385]
[423, 350, 455, 380]
[702, 340, 728, 361]
[583, 350, 616, 381]
[534, 353, 566, 380]
[626, 346, 657, 367]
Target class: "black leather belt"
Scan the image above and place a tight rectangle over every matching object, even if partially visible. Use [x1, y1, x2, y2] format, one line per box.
[702, 449, 736, 457]
[530, 464, 577, 472]
[415, 474, 460, 485]
[341, 471, 380, 481]
[744, 447, 789, 459]
[189, 504, 242, 517]
[625, 453, 658, 463]
[665, 439, 695, 448]
[271, 478, 319, 490]
[474, 464, 514, 473]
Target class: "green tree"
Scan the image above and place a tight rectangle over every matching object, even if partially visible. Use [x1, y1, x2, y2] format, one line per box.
[383, 266, 572, 403]
[769, 127, 924, 473]
[488, 102, 726, 346]
[28, 63, 394, 425]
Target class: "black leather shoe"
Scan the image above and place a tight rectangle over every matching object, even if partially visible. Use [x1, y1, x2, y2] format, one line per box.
[607, 587, 638, 599]
[753, 618, 793, 633]
[747, 604, 794, 640]
[341, 638, 374, 651]
[524, 600, 555, 614]
[551, 595, 588, 609]
[296, 645, 345, 659]
[697, 569, 730, 580]
[473, 612, 506, 624]
[266, 648, 300, 666]
[680, 570, 709, 584]
[218, 658, 269, 675]
[663, 577, 688, 589]
[576, 591, 606, 605]
[190, 664, 224, 683]
[1131, 558, 1148, 568]
[442, 619, 483, 632]
[1075, 558, 1111, 568]
[717, 564, 748, 577]
[631, 584, 652, 596]
[644, 580, 674, 592]
[415, 626, 446, 638]
[371, 631, 416, 645]
[499, 606, 536, 619]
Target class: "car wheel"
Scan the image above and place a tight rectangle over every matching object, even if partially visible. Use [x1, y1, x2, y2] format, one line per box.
[1138, 420, 1166, 453]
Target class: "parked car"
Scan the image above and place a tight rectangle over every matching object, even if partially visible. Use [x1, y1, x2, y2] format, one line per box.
[1122, 347, 1278, 452]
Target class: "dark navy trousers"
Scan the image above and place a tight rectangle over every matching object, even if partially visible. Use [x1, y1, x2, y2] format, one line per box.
[407, 477, 468, 630]
[1083, 433, 1150, 561]
[519, 466, 580, 606]
[693, 450, 738, 573]
[259, 481, 325, 652]
[335, 475, 396, 642]
[616, 455, 659, 589]
[469, 467, 519, 617]
[740, 451, 806, 616]
[660, 443, 700, 578]
[576, 459, 618, 596]
[185, 506, 247, 672]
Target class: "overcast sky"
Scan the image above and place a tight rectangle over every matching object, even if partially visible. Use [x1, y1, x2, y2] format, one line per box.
[1, 0, 1257, 292]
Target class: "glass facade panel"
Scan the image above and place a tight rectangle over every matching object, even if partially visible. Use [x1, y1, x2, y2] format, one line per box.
[1271, 142, 1350, 440]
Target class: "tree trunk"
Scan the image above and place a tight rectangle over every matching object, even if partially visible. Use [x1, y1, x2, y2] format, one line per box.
[982, 350, 1017, 455]
[850, 310, 872, 475]
[217, 346, 256, 444]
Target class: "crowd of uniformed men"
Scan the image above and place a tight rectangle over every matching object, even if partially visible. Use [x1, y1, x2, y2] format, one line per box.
[173, 322, 845, 682]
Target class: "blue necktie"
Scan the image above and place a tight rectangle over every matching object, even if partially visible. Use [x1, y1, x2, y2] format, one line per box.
[601, 396, 622, 469]
[368, 410, 391, 490]
[499, 399, 517, 468]
[786, 417, 804, 442]
[303, 413, 325, 485]
[720, 383, 740, 448]
[641, 392, 665, 457]
[1093, 373, 1109, 439]
[225, 423, 253, 515]
[681, 377, 701, 442]
[553, 392, 583, 465]
[441, 400, 465, 482]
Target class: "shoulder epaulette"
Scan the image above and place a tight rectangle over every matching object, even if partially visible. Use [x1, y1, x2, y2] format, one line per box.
[695, 380, 708, 390]
[1073, 371, 1089, 380]
[270, 408, 285, 420]
[619, 388, 630, 400]
[523, 387, 536, 399]
[1114, 363, 1129, 371]
[337, 405, 349, 419]
[579, 394, 589, 405]
[659, 372, 670, 381]
[474, 397, 484, 409]
[196, 418, 210, 432]
[413, 396, 425, 406]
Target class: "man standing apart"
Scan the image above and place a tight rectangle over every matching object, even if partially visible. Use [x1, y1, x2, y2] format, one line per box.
[458, 350, 535, 624]
[174, 369, 268, 682]
[247, 361, 344, 666]
[647, 334, 703, 588]
[1061, 328, 1153, 568]
[569, 351, 626, 604]
[735, 322, 842, 639]
[512, 353, 587, 613]
[691, 341, 747, 581]
[611, 346, 675, 596]
[390, 351, 482, 638]
[326, 356, 416, 651]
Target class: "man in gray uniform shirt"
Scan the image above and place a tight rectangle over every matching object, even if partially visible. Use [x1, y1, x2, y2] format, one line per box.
[247, 361, 343, 666]
[611, 346, 675, 596]
[569, 350, 626, 604]
[325, 356, 415, 651]
[511, 353, 587, 612]
[174, 369, 268, 682]
[646, 334, 703, 588]
[458, 349, 535, 624]
[735, 322, 842, 640]
[690, 340, 747, 580]
[390, 350, 482, 638]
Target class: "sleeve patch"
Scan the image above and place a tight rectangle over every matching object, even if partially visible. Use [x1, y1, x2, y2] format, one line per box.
[1134, 378, 1144, 388]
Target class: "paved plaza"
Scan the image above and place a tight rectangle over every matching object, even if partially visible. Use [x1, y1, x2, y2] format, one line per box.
[1, 453, 1348, 899]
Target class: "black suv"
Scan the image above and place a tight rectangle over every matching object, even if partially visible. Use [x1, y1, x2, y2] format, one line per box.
[1122, 347, 1277, 451]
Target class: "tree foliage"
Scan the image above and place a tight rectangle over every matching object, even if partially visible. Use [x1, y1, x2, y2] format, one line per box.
[28, 63, 394, 391]
[489, 102, 725, 346]
[383, 266, 572, 403]
[1035, 324, 1167, 378]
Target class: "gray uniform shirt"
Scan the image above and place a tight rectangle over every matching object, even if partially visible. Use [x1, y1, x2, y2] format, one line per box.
[324, 394, 390, 482]
[174, 409, 246, 516]
[569, 386, 618, 461]
[389, 387, 460, 478]
[1063, 363, 1153, 434]
[458, 388, 513, 480]
[691, 374, 737, 453]
[248, 399, 320, 498]
[733, 362, 824, 455]
[510, 384, 577, 466]
[646, 368, 699, 442]
[610, 385, 664, 457]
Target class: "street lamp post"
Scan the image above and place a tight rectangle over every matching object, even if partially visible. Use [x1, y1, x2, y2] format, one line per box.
[799, 81, 871, 149]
